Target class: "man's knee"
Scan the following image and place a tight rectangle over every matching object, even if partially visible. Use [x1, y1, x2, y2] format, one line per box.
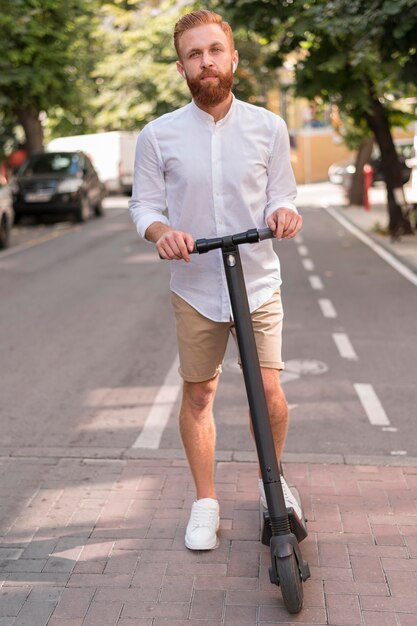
[182, 378, 218, 412]
[261, 368, 282, 398]
[261, 369, 287, 415]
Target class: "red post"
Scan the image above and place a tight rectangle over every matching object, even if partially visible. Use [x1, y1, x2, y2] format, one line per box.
[363, 164, 373, 211]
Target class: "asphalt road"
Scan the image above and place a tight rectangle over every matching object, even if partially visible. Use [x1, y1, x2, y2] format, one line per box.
[1, 196, 417, 465]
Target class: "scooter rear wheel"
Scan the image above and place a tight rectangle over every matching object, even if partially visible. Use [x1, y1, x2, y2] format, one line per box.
[275, 552, 303, 614]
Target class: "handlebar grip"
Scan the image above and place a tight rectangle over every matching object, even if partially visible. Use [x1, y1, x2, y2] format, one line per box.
[258, 228, 274, 241]
[193, 237, 223, 254]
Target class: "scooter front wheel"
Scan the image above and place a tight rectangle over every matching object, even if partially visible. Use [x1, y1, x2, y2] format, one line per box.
[274, 552, 303, 614]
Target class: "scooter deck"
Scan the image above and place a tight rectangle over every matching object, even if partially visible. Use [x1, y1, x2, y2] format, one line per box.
[260, 485, 308, 546]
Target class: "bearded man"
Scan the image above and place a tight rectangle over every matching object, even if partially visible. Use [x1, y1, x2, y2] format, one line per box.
[129, 9, 302, 551]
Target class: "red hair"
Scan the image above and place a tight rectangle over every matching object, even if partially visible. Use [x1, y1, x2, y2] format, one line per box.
[174, 10, 235, 57]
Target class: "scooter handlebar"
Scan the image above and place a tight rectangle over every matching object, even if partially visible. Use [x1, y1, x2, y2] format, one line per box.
[193, 227, 274, 254]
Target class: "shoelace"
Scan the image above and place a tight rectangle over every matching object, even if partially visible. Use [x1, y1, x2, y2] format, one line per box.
[190, 505, 217, 529]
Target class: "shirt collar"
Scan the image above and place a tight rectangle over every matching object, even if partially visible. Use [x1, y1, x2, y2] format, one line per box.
[191, 94, 236, 126]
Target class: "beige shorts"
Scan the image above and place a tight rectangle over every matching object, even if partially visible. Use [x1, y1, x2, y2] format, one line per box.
[171, 290, 285, 382]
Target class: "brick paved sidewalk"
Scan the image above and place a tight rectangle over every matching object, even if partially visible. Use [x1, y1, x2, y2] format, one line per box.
[1, 457, 417, 625]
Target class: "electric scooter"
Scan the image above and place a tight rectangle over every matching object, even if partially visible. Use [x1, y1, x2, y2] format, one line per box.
[193, 227, 310, 614]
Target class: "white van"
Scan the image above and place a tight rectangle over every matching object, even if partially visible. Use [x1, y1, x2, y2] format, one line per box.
[47, 131, 137, 194]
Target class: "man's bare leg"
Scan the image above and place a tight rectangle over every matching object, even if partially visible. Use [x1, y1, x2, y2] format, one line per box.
[254, 368, 303, 517]
[179, 377, 219, 500]
[250, 368, 288, 471]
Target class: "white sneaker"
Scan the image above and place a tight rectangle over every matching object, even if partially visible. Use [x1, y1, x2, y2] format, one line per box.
[259, 478, 268, 509]
[185, 498, 220, 550]
[258, 477, 303, 520]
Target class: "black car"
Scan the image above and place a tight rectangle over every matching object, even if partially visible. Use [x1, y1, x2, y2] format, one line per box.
[12, 151, 106, 223]
[328, 140, 414, 189]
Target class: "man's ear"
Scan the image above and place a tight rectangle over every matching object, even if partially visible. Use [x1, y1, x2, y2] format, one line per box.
[176, 61, 186, 79]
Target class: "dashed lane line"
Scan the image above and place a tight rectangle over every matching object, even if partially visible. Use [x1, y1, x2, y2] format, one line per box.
[302, 258, 315, 271]
[318, 298, 337, 318]
[309, 275, 324, 290]
[297, 245, 309, 256]
[354, 383, 390, 427]
[333, 332, 358, 360]
[295, 230, 398, 444]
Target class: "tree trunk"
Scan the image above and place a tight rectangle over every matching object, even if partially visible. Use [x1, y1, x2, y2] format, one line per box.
[14, 107, 44, 155]
[363, 93, 412, 239]
[348, 138, 374, 206]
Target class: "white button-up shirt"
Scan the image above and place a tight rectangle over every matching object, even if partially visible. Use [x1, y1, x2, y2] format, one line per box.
[129, 96, 297, 322]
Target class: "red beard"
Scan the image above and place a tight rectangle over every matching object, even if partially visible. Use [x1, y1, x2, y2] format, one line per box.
[186, 68, 233, 108]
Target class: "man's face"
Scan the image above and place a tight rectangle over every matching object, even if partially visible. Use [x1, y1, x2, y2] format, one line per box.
[176, 23, 238, 108]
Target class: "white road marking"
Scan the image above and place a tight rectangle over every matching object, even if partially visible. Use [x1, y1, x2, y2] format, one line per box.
[309, 275, 324, 290]
[284, 359, 328, 377]
[302, 258, 315, 271]
[390, 450, 407, 456]
[333, 333, 358, 360]
[132, 355, 181, 449]
[354, 383, 390, 426]
[318, 298, 337, 318]
[297, 245, 309, 256]
[325, 206, 417, 288]
[0, 226, 79, 259]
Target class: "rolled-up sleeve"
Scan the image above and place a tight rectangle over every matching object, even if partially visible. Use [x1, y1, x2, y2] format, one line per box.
[128, 123, 169, 239]
[264, 117, 298, 222]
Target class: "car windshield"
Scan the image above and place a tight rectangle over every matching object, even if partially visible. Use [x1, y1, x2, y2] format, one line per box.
[19, 153, 81, 177]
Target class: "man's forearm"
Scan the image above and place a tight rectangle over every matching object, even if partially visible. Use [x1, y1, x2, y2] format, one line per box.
[144, 221, 173, 243]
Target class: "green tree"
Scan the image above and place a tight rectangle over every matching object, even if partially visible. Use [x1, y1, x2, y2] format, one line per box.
[0, 0, 100, 154]
[90, 0, 274, 131]
[219, 0, 417, 237]
[90, 0, 192, 131]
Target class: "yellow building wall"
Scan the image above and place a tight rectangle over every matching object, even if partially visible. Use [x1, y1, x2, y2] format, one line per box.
[267, 88, 354, 185]
[290, 129, 355, 184]
[267, 87, 415, 185]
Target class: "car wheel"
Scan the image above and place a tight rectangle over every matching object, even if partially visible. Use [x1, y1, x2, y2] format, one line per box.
[74, 195, 90, 223]
[0, 214, 11, 249]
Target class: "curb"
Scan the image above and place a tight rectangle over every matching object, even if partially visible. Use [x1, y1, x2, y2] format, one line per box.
[2, 446, 417, 468]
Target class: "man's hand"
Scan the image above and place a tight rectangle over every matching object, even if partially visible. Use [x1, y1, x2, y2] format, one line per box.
[145, 222, 194, 262]
[267, 207, 302, 240]
[157, 229, 195, 262]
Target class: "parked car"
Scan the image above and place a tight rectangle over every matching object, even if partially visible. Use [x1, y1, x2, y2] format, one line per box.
[328, 140, 414, 189]
[47, 131, 137, 195]
[0, 176, 14, 249]
[12, 151, 106, 223]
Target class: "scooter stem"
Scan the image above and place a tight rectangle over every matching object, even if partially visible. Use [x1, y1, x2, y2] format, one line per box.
[221, 242, 289, 525]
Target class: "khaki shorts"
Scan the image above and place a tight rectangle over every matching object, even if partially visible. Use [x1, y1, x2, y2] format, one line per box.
[171, 290, 285, 382]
